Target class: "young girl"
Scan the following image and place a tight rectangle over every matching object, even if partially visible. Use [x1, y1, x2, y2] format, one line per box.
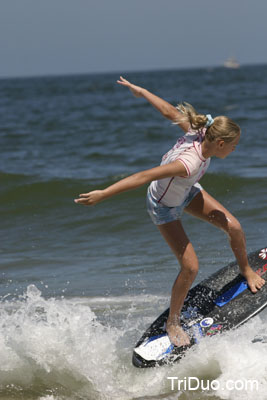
[75, 77, 265, 347]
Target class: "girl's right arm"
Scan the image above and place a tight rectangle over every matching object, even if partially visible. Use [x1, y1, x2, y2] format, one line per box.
[74, 160, 188, 206]
[117, 76, 190, 133]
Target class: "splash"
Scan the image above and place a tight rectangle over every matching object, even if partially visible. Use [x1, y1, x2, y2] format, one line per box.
[0, 286, 267, 400]
[0, 285, 121, 399]
[169, 314, 267, 400]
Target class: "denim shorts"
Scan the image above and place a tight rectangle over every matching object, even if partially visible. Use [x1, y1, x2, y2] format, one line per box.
[147, 183, 203, 225]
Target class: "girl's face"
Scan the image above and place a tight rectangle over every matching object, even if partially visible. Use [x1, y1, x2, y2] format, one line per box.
[215, 133, 240, 159]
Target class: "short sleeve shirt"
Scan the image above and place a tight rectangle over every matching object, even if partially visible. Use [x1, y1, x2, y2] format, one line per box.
[149, 129, 210, 207]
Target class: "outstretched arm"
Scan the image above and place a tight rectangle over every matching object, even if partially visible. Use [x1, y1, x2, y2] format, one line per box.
[117, 76, 190, 132]
[74, 161, 187, 206]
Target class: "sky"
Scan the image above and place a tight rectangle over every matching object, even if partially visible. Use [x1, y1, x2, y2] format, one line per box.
[0, 0, 267, 78]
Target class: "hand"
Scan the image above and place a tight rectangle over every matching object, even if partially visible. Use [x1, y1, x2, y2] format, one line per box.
[117, 76, 144, 98]
[74, 190, 105, 206]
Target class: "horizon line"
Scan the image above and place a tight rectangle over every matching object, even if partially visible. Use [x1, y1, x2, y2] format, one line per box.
[0, 61, 266, 82]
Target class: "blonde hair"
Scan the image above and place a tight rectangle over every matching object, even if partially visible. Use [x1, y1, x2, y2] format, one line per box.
[176, 102, 241, 143]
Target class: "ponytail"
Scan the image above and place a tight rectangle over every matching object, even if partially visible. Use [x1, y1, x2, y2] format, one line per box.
[176, 102, 241, 143]
[176, 102, 208, 130]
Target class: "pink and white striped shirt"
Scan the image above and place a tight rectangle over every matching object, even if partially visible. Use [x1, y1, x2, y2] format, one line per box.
[149, 129, 210, 207]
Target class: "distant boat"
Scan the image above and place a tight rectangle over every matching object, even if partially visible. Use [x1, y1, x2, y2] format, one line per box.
[224, 57, 240, 69]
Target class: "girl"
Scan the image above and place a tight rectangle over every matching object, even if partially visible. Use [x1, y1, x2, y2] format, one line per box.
[75, 77, 265, 347]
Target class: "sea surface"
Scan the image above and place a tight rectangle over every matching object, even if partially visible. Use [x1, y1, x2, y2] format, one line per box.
[1, 64, 267, 400]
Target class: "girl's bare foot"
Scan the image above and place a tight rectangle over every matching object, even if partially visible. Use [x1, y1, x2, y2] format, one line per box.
[241, 267, 265, 293]
[166, 321, 190, 347]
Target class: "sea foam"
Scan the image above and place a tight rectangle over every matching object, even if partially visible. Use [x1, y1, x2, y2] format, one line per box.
[0, 285, 266, 400]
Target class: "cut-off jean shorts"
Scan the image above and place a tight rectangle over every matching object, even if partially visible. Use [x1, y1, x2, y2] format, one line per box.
[147, 183, 203, 225]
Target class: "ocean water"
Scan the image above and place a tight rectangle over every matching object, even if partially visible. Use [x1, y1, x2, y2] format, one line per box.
[0, 64, 267, 399]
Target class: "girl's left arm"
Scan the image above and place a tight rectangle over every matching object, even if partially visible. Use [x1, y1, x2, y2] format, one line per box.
[74, 161, 187, 206]
[117, 77, 190, 132]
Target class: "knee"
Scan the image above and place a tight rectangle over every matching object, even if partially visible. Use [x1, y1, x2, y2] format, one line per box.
[227, 217, 244, 238]
[172, 263, 198, 293]
[181, 263, 199, 279]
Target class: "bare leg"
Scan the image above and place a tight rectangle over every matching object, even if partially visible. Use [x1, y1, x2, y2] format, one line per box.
[158, 220, 198, 346]
[185, 190, 265, 293]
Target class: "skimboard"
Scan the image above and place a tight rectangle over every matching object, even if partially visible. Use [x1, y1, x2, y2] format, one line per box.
[133, 247, 267, 368]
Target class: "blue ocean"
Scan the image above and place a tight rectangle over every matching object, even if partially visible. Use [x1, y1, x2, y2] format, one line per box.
[1, 65, 267, 400]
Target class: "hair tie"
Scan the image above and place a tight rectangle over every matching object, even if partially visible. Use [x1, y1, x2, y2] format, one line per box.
[205, 114, 214, 127]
